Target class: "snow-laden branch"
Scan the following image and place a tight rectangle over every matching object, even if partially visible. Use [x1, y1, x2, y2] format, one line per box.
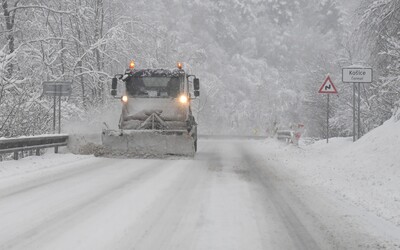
[24, 37, 71, 44]
[7, 5, 72, 14]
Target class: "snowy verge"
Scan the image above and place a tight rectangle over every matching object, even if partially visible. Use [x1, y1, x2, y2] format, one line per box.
[67, 133, 102, 154]
[0, 152, 93, 180]
[252, 117, 400, 228]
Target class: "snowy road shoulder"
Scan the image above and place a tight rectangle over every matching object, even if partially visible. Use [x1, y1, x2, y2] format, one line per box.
[0, 152, 95, 181]
[247, 119, 400, 248]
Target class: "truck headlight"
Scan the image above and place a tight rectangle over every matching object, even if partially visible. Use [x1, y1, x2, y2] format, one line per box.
[179, 95, 188, 104]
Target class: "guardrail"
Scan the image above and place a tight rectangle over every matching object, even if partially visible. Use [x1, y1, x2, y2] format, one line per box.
[0, 134, 68, 160]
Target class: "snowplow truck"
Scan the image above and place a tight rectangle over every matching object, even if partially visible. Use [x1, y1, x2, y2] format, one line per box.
[102, 63, 200, 157]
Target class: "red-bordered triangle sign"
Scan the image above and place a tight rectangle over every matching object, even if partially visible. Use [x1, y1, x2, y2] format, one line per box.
[318, 75, 337, 94]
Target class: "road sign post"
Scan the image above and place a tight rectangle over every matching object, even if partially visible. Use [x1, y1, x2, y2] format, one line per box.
[353, 83, 356, 142]
[318, 75, 338, 143]
[53, 93, 56, 134]
[327, 94, 330, 143]
[342, 68, 372, 141]
[358, 83, 361, 138]
[58, 85, 62, 134]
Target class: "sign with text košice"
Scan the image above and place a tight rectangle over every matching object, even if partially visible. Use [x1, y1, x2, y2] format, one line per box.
[43, 81, 72, 96]
[342, 68, 372, 83]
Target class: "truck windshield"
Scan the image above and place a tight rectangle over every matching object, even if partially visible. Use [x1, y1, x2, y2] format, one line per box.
[126, 77, 180, 98]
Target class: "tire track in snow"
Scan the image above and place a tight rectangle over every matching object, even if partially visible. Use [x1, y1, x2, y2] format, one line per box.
[0, 157, 112, 199]
[118, 150, 218, 249]
[240, 149, 320, 250]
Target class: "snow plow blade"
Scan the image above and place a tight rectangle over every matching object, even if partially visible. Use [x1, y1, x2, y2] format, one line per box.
[101, 129, 195, 157]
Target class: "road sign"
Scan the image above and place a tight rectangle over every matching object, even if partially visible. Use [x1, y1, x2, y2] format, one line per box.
[43, 81, 72, 96]
[42, 81, 72, 136]
[318, 75, 337, 94]
[318, 75, 337, 144]
[342, 68, 373, 142]
[342, 68, 372, 83]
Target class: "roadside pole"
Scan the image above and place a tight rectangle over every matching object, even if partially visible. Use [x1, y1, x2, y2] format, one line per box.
[58, 85, 61, 134]
[357, 82, 361, 139]
[318, 75, 337, 143]
[353, 83, 356, 142]
[327, 94, 330, 143]
[53, 95, 56, 134]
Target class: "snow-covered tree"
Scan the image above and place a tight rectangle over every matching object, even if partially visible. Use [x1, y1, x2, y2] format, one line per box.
[358, 0, 400, 125]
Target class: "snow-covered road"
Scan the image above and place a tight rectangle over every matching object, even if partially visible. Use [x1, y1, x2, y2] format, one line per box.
[0, 139, 399, 249]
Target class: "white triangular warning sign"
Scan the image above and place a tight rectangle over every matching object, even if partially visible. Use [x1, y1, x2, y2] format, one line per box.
[319, 75, 337, 94]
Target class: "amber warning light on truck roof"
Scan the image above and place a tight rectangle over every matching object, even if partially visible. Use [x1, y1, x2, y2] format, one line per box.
[177, 62, 183, 70]
[129, 60, 135, 69]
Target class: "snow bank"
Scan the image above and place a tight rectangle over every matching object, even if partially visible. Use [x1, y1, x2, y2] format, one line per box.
[0, 152, 93, 180]
[254, 117, 400, 227]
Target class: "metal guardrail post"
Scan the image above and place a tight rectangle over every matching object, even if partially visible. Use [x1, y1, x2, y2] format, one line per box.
[13, 151, 18, 160]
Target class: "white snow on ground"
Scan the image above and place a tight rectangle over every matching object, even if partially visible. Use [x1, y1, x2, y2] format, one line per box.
[0, 118, 399, 249]
[253, 116, 400, 228]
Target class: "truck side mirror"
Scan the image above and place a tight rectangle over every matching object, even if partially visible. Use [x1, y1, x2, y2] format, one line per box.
[193, 78, 200, 91]
[194, 90, 200, 97]
[112, 77, 118, 90]
[111, 78, 118, 96]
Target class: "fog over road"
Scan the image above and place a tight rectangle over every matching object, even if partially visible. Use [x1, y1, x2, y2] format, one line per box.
[0, 140, 395, 250]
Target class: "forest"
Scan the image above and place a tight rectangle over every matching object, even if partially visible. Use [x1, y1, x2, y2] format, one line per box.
[1, 0, 399, 137]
